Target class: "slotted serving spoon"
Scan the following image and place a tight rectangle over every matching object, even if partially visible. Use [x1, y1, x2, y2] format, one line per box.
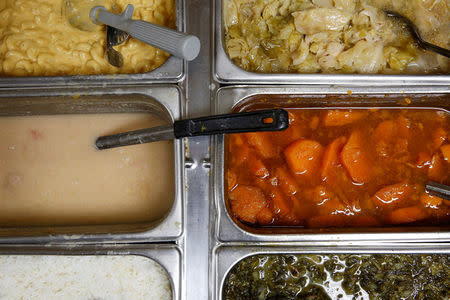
[95, 109, 289, 150]
[105, 25, 127, 67]
[384, 10, 450, 58]
[64, 0, 200, 61]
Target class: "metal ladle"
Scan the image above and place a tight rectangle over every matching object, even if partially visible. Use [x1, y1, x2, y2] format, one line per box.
[384, 10, 450, 58]
[64, 0, 201, 61]
[95, 109, 290, 150]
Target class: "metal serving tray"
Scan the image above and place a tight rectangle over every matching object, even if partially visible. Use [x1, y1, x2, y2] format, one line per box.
[212, 85, 450, 243]
[0, 85, 184, 244]
[0, 243, 181, 300]
[0, 0, 185, 88]
[213, 0, 450, 86]
[212, 244, 450, 300]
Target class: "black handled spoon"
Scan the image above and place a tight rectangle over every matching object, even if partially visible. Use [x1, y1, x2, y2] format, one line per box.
[384, 10, 450, 58]
[96, 109, 289, 150]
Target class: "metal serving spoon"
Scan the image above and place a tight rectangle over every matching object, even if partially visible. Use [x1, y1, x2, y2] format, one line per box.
[95, 109, 289, 150]
[384, 10, 450, 58]
[64, 0, 200, 61]
[105, 25, 128, 67]
[426, 181, 450, 201]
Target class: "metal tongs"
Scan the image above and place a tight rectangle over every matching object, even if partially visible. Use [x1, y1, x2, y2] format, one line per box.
[426, 182, 450, 201]
[95, 109, 289, 150]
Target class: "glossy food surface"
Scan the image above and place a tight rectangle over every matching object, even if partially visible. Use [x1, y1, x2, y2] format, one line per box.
[226, 108, 450, 228]
[223, 254, 450, 300]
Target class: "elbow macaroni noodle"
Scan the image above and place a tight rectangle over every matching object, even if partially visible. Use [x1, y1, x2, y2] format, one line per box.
[0, 0, 175, 76]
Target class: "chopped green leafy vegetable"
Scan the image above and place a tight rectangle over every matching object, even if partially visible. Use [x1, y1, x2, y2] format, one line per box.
[223, 254, 450, 299]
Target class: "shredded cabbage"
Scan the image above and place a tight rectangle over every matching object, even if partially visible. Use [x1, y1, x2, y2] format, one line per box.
[224, 0, 449, 74]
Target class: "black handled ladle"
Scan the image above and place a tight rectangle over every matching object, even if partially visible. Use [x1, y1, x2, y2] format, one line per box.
[96, 109, 289, 150]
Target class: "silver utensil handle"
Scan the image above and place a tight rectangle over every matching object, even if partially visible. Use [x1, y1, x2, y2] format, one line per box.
[425, 181, 450, 201]
[128, 21, 200, 61]
[96, 125, 175, 150]
[92, 5, 200, 61]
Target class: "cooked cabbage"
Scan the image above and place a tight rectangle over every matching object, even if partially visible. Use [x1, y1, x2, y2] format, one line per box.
[292, 8, 351, 34]
[224, 0, 449, 74]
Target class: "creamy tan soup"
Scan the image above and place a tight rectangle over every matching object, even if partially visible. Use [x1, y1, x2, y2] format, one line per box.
[0, 0, 175, 76]
[0, 113, 174, 226]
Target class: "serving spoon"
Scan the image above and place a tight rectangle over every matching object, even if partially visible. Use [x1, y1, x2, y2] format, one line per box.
[95, 109, 289, 150]
[426, 181, 450, 201]
[384, 10, 450, 58]
[64, 0, 200, 61]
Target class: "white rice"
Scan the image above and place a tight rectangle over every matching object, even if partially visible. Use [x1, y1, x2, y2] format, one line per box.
[0, 255, 172, 300]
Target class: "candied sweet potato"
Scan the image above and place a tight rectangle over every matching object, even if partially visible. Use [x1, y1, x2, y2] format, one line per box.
[416, 151, 432, 168]
[274, 167, 299, 196]
[245, 132, 275, 158]
[230, 145, 250, 166]
[396, 115, 410, 138]
[310, 116, 320, 130]
[341, 130, 373, 183]
[432, 127, 447, 150]
[228, 134, 245, 147]
[226, 170, 237, 192]
[256, 207, 273, 225]
[321, 136, 346, 181]
[306, 186, 347, 215]
[268, 188, 301, 225]
[248, 158, 269, 178]
[374, 120, 396, 142]
[284, 139, 323, 176]
[269, 187, 293, 219]
[374, 120, 395, 157]
[440, 144, 450, 162]
[372, 183, 412, 208]
[229, 185, 267, 224]
[420, 193, 443, 209]
[388, 206, 428, 224]
[428, 153, 448, 183]
[323, 110, 365, 127]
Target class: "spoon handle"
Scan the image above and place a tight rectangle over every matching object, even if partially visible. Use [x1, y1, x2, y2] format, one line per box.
[92, 5, 200, 61]
[420, 41, 450, 58]
[425, 181, 450, 200]
[95, 109, 289, 150]
[173, 109, 289, 138]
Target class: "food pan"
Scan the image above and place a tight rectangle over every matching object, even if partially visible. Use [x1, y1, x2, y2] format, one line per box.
[213, 0, 450, 86]
[0, 0, 185, 88]
[0, 243, 181, 300]
[0, 85, 183, 243]
[213, 85, 450, 243]
[212, 244, 450, 300]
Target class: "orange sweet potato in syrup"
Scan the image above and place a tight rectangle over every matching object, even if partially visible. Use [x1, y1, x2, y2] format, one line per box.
[226, 108, 450, 228]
